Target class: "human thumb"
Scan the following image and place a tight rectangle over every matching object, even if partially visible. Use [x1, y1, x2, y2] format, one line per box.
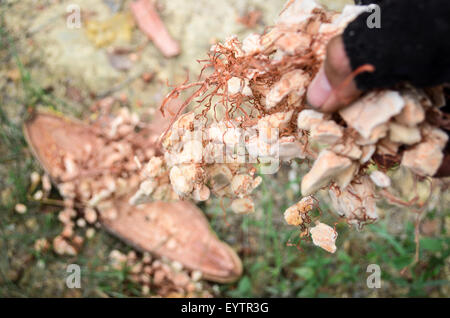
[306, 35, 362, 113]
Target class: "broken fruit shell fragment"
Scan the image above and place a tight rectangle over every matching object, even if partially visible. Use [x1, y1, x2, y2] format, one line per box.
[265, 70, 309, 109]
[401, 140, 444, 177]
[284, 196, 314, 226]
[370, 170, 391, 188]
[301, 150, 352, 196]
[309, 120, 344, 145]
[339, 91, 404, 140]
[297, 109, 325, 131]
[395, 89, 426, 126]
[388, 122, 421, 145]
[231, 197, 255, 214]
[310, 222, 337, 253]
[328, 177, 378, 228]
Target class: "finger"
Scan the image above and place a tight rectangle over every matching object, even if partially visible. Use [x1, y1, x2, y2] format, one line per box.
[306, 65, 332, 109]
[320, 74, 360, 113]
[306, 35, 362, 113]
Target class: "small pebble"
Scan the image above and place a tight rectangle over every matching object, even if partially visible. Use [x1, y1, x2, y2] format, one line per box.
[76, 218, 86, 228]
[86, 228, 96, 239]
[33, 190, 43, 200]
[42, 174, 52, 192]
[14, 203, 27, 214]
[84, 207, 97, 224]
[171, 261, 183, 272]
[142, 285, 150, 295]
[142, 252, 152, 264]
[34, 238, 49, 252]
[30, 171, 40, 184]
[191, 270, 202, 282]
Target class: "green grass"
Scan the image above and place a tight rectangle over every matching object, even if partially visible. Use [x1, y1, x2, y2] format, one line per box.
[0, 13, 137, 297]
[210, 172, 450, 298]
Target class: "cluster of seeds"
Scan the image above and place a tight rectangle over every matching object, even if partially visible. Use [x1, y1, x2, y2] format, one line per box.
[135, 0, 449, 253]
[108, 250, 212, 297]
[25, 103, 170, 256]
[131, 110, 263, 214]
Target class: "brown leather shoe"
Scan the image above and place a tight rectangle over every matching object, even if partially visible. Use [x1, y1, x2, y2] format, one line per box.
[24, 110, 242, 283]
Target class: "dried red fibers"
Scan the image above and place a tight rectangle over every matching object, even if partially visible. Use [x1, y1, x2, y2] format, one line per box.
[325, 64, 375, 106]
